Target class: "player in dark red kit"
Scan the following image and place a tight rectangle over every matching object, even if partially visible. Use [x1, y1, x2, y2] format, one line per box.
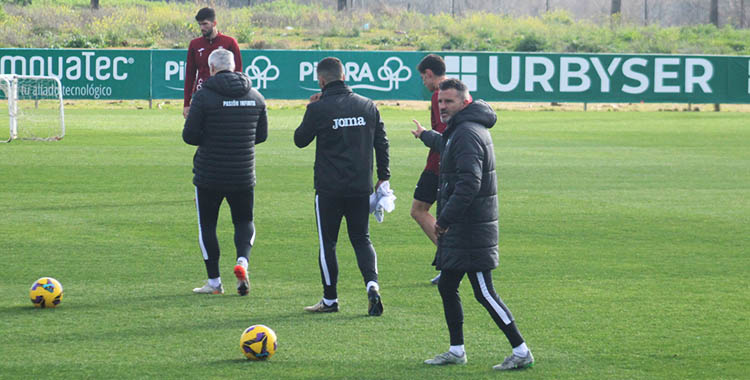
[411, 54, 448, 285]
[183, 7, 243, 119]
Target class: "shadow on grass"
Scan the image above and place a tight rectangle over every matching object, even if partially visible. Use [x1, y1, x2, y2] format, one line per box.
[1, 199, 191, 212]
[208, 358, 272, 366]
[0, 305, 46, 316]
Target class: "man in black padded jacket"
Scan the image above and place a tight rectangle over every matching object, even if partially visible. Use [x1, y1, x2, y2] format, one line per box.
[183, 48, 268, 297]
[294, 57, 390, 316]
[412, 78, 534, 371]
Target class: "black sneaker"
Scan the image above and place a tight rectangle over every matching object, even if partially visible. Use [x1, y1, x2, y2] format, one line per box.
[304, 299, 339, 313]
[367, 288, 383, 316]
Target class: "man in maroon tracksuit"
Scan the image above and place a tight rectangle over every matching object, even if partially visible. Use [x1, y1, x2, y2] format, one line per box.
[183, 7, 243, 119]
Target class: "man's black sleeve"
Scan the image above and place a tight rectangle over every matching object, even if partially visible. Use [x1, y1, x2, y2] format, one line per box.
[419, 129, 443, 152]
[256, 107, 268, 144]
[182, 93, 205, 146]
[373, 108, 390, 180]
[294, 105, 317, 148]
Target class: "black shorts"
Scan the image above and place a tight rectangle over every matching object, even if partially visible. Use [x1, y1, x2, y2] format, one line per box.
[413, 171, 439, 204]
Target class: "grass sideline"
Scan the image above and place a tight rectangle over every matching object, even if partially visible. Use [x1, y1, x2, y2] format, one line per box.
[1, 107, 749, 379]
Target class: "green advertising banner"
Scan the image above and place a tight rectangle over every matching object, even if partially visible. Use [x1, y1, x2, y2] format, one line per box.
[151, 50, 427, 101]
[3, 49, 750, 103]
[0, 49, 150, 100]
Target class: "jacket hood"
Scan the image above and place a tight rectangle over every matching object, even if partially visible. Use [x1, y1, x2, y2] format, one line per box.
[449, 100, 497, 130]
[203, 71, 252, 98]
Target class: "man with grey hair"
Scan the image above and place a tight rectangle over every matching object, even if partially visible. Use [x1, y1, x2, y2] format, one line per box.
[412, 78, 534, 370]
[183, 48, 268, 297]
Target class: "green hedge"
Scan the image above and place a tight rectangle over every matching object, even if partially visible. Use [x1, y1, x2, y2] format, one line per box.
[1, 0, 749, 55]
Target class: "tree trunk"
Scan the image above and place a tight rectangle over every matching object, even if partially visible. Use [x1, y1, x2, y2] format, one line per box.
[644, 0, 649, 25]
[611, 0, 622, 15]
[91, 0, 99, 9]
[710, 0, 719, 26]
[741, 0, 746, 28]
[546, 0, 550, 12]
[337, 0, 347, 11]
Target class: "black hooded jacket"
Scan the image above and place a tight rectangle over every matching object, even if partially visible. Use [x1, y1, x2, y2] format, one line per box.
[294, 80, 390, 197]
[183, 71, 268, 192]
[419, 100, 499, 272]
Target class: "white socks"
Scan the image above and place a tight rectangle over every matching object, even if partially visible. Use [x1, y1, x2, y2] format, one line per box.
[446, 343, 527, 358]
[236, 257, 248, 269]
[208, 277, 221, 288]
[323, 298, 338, 306]
[449, 345, 465, 357]
[366, 281, 379, 292]
[513, 342, 530, 357]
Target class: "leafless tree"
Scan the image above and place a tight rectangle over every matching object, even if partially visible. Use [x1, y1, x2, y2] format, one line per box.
[710, 0, 719, 26]
[611, 0, 621, 15]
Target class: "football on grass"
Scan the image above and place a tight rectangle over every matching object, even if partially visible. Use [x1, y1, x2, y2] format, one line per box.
[240, 324, 277, 360]
[30, 277, 63, 308]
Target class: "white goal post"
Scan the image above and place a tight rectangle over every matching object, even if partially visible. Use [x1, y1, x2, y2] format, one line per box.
[0, 74, 65, 143]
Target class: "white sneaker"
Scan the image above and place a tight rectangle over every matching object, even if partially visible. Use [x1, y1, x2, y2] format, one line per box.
[493, 351, 534, 370]
[192, 281, 224, 294]
[424, 351, 467, 365]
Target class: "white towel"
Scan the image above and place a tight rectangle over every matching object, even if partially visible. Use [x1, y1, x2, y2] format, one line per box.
[369, 180, 396, 223]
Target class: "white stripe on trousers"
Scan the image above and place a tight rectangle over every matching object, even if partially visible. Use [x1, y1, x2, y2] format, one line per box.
[194, 187, 209, 260]
[476, 271, 512, 325]
[250, 225, 256, 246]
[315, 195, 332, 285]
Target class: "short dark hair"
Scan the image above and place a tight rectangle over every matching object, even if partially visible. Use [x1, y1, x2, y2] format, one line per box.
[417, 54, 446, 76]
[439, 78, 469, 100]
[317, 57, 344, 83]
[195, 7, 216, 22]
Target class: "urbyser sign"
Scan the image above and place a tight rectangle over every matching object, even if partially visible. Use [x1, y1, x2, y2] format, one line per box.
[2, 49, 749, 103]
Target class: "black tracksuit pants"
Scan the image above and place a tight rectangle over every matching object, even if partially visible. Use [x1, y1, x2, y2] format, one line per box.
[438, 269, 525, 348]
[314, 193, 378, 300]
[195, 186, 255, 279]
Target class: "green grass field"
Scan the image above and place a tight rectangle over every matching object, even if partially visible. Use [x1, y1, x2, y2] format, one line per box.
[0, 106, 748, 379]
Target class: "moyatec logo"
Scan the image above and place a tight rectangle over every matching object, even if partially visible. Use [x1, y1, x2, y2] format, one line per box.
[445, 56, 478, 91]
[1, 51, 135, 81]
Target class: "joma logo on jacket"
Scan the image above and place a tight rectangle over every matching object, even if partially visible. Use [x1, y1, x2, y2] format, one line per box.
[332, 116, 366, 130]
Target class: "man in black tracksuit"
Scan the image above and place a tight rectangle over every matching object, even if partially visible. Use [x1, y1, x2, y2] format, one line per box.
[183, 48, 268, 297]
[294, 57, 390, 316]
[413, 79, 534, 370]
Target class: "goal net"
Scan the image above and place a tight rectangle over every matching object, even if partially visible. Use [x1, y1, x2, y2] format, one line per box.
[0, 75, 65, 143]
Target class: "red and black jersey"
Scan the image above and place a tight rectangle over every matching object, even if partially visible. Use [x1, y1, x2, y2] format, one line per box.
[424, 91, 447, 175]
[183, 32, 243, 107]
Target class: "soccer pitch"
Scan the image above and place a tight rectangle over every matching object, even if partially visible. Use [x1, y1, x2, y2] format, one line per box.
[1, 105, 748, 379]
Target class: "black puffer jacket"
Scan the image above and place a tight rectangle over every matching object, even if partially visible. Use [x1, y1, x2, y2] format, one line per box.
[183, 71, 268, 192]
[294, 80, 390, 197]
[420, 100, 499, 272]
